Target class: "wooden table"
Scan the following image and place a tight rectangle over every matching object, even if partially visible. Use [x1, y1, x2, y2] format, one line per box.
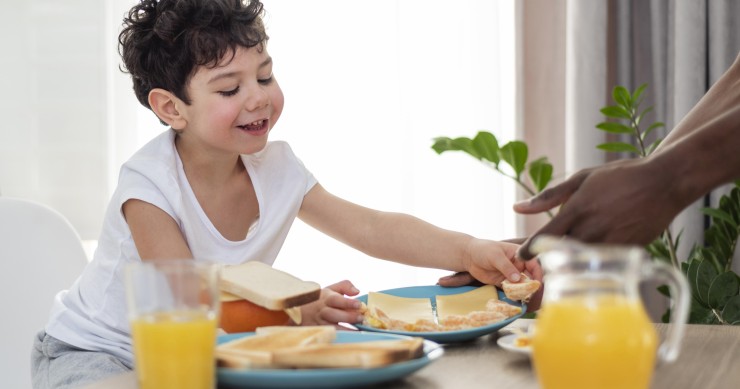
[83, 319, 740, 389]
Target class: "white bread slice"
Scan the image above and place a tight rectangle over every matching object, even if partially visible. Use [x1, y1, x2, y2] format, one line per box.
[216, 348, 272, 369]
[271, 338, 423, 369]
[216, 325, 336, 368]
[220, 262, 321, 310]
[344, 337, 425, 360]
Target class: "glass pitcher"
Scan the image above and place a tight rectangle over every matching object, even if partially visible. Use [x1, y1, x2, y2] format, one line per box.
[530, 236, 690, 389]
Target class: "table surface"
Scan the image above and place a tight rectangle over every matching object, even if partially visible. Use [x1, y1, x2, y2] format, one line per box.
[83, 319, 740, 389]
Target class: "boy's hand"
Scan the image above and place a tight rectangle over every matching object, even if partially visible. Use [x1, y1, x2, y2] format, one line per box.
[299, 280, 364, 327]
[464, 239, 543, 286]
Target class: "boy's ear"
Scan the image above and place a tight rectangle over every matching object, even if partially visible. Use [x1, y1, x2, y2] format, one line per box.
[148, 88, 187, 130]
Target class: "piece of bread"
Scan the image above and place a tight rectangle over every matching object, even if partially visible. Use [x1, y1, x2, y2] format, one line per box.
[271, 337, 424, 369]
[216, 325, 336, 368]
[220, 261, 321, 310]
[501, 274, 541, 302]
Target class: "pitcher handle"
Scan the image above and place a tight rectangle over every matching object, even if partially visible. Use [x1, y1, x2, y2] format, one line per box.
[642, 261, 690, 364]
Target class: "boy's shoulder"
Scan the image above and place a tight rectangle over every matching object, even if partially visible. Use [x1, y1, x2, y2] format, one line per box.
[121, 130, 178, 176]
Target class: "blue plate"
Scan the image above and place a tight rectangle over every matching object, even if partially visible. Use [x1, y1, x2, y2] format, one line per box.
[217, 331, 443, 389]
[353, 285, 526, 343]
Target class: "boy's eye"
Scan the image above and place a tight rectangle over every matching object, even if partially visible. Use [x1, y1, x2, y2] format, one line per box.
[219, 86, 240, 97]
[258, 75, 274, 85]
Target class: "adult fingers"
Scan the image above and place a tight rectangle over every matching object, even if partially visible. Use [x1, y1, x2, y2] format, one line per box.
[436, 272, 482, 287]
[523, 258, 544, 281]
[512, 170, 588, 214]
[517, 209, 579, 259]
[501, 237, 527, 245]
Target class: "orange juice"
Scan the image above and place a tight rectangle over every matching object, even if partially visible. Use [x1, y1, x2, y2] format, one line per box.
[532, 295, 658, 389]
[131, 311, 217, 389]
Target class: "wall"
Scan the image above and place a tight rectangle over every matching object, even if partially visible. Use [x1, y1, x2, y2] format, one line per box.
[0, 0, 110, 239]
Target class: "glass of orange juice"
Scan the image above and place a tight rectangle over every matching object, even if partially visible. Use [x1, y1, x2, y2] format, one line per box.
[125, 259, 220, 389]
[530, 237, 690, 389]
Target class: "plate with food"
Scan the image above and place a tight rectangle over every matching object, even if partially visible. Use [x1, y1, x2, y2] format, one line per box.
[216, 325, 443, 388]
[353, 281, 539, 343]
[497, 332, 532, 355]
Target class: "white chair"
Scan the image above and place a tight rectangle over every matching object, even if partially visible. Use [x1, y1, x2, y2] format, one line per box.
[0, 197, 88, 389]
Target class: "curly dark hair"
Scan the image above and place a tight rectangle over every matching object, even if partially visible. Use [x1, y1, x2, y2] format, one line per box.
[118, 0, 268, 112]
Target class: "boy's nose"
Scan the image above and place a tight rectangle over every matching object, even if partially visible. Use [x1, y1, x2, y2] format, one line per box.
[244, 84, 269, 111]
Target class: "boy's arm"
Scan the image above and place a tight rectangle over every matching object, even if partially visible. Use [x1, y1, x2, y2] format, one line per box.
[123, 199, 193, 260]
[298, 184, 525, 285]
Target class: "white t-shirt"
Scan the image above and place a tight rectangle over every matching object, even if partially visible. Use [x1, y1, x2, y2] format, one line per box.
[44, 130, 317, 365]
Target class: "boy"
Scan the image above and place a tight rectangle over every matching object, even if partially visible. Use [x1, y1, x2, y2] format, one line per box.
[31, 1, 541, 387]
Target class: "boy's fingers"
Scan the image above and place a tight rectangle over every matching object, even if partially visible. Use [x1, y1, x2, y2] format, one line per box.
[326, 279, 360, 296]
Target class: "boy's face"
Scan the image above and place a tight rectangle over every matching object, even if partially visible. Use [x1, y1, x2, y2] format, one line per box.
[177, 45, 284, 156]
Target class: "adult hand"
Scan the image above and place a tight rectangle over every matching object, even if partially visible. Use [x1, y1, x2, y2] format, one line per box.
[299, 280, 363, 327]
[514, 158, 682, 259]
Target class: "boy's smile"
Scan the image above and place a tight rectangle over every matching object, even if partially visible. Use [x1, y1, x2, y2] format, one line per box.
[175, 45, 284, 159]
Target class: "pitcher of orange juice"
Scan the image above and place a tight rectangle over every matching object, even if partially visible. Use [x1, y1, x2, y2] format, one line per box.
[530, 236, 689, 389]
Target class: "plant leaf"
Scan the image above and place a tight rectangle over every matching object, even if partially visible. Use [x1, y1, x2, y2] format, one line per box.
[702, 207, 738, 229]
[499, 141, 528, 179]
[656, 284, 671, 297]
[471, 131, 500, 165]
[613, 86, 632, 108]
[721, 295, 740, 325]
[689, 294, 718, 324]
[686, 259, 702, 306]
[641, 121, 665, 140]
[528, 157, 553, 192]
[432, 136, 479, 158]
[636, 106, 654, 127]
[696, 259, 719, 306]
[632, 83, 648, 106]
[597, 142, 640, 154]
[646, 138, 663, 155]
[600, 105, 632, 120]
[596, 122, 634, 134]
[646, 237, 671, 263]
[707, 272, 740, 309]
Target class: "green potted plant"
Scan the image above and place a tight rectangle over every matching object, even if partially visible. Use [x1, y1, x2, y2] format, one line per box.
[431, 84, 740, 325]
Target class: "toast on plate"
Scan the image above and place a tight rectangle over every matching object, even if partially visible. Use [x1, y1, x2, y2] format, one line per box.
[216, 325, 424, 369]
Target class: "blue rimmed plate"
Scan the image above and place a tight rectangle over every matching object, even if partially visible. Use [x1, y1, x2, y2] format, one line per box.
[217, 331, 443, 389]
[353, 285, 525, 343]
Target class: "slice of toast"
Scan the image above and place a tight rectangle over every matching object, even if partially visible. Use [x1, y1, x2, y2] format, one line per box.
[220, 261, 321, 310]
[216, 325, 336, 368]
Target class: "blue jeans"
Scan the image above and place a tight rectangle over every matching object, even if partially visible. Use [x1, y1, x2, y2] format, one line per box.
[31, 331, 132, 389]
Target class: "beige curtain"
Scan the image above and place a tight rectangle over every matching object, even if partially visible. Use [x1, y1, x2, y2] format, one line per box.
[519, 0, 740, 319]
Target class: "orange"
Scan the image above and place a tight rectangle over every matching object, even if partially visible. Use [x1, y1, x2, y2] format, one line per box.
[219, 299, 291, 333]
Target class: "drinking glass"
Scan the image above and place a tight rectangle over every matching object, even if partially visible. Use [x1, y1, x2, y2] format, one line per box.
[125, 259, 221, 389]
